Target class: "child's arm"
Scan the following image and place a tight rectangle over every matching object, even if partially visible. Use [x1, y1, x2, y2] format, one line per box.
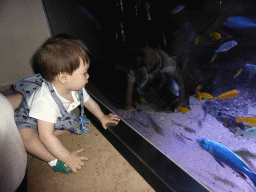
[38, 120, 88, 173]
[125, 81, 134, 110]
[83, 96, 120, 129]
[117, 81, 137, 119]
[173, 70, 186, 106]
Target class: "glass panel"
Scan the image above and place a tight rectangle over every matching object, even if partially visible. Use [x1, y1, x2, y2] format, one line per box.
[42, 0, 256, 191]
[89, 0, 256, 191]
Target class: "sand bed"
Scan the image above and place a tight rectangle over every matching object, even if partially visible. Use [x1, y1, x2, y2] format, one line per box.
[113, 96, 256, 192]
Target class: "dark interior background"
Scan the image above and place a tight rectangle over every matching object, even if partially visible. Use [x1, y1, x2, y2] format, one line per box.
[42, 0, 256, 109]
[42, 0, 222, 106]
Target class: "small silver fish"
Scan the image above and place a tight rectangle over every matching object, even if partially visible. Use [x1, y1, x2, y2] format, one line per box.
[148, 115, 163, 135]
[171, 5, 185, 14]
[180, 133, 193, 141]
[245, 64, 256, 79]
[171, 120, 196, 133]
[184, 22, 195, 44]
[211, 40, 237, 63]
[130, 117, 149, 127]
[166, 76, 179, 96]
[137, 78, 149, 96]
[235, 127, 256, 138]
[172, 132, 186, 144]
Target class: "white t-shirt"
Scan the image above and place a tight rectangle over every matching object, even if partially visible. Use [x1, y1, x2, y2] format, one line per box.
[127, 50, 176, 83]
[27, 82, 90, 124]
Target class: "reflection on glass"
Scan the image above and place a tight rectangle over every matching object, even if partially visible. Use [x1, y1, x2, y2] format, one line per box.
[88, 0, 256, 191]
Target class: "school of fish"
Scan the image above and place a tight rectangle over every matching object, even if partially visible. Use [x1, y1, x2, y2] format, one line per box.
[144, 6, 256, 190]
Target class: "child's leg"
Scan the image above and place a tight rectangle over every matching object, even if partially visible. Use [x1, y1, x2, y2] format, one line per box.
[53, 130, 69, 137]
[19, 128, 56, 162]
[20, 128, 73, 173]
[6, 93, 23, 110]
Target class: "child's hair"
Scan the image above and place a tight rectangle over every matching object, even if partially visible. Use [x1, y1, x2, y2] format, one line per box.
[35, 34, 92, 82]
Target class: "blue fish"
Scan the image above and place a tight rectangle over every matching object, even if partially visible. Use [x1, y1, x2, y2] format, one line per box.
[78, 6, 95, 21]
[197, 138, 256, 187]
[169, 77, 179, 96]
[164, 74, 179, 96]
[215, 40, 237, 52]
[137, 78, 149, 96]
[245, 63, 256, 79]
[210, 40, 237, 63]
[184, 22, 195, 44]
[171, 5, 185, 14]
[224, 16, 256, 29]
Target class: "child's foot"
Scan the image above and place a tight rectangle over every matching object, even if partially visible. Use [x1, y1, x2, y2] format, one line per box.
[49, 159, 73, 173]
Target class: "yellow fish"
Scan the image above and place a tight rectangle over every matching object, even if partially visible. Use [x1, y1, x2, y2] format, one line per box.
[195, 91, 202, 101]
[214, 90, 239, 100]
[194, 85, 212, 100]
[196, 85, 202, 91]
[210, 32, 222, 40]
[195, 36, 200, 45]
[236, 116, 256, 127]
[177, 107, 190, 113]
[200, 93, 213, 99]
[195, 85, 202, 101]
[172, 56, 177, 59]
[234, 68, 243, 78]
[140, 97, 146, 103]
[163, 33, 167, 46]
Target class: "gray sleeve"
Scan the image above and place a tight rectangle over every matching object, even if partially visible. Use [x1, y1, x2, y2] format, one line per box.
[0, 93, 27, 192]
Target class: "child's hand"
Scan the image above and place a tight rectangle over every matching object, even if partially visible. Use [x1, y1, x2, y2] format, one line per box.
[100, 113, 120, 130]
[160, 66, 175, 73]
[65, 148, 88, 173]
[118, 107, 137, 119]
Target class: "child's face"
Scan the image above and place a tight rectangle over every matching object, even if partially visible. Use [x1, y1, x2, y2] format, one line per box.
[66, 57, 90, 91]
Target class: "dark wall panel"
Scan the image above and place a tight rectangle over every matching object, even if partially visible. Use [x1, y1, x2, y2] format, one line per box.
[42, 0, 117, 58]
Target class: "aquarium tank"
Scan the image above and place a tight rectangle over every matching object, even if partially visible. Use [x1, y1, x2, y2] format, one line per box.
[43, 0, 256, 191]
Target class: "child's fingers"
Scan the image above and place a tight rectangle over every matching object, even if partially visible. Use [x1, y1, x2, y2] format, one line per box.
[111, 117, 120, 122]
[80, 156, 89, 161]
[78, 161, 84, 166]
[102, 124, 108, 130]
[109, 114, 121, 121]
[110, 120, 119, 124]
[110, 113, 120, 117]
[75, 148, 84, 154]
[72, 167, 77, 173]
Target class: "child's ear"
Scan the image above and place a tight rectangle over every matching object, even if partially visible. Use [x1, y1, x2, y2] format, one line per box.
[57, 72, 69, 84]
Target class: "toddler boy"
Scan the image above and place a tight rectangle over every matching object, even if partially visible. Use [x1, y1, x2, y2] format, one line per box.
[13, 34, 120, 173]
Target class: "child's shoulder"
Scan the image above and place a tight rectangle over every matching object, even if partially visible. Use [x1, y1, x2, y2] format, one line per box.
[28, 84, 60, 123]
[157, 50, 170, 58]
[35, 82, 51, 97]
[30, 82, 57, 107]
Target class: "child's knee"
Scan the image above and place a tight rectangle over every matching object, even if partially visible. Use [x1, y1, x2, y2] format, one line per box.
[19, 128, 38, 145]
[6, 93, 23, 109]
